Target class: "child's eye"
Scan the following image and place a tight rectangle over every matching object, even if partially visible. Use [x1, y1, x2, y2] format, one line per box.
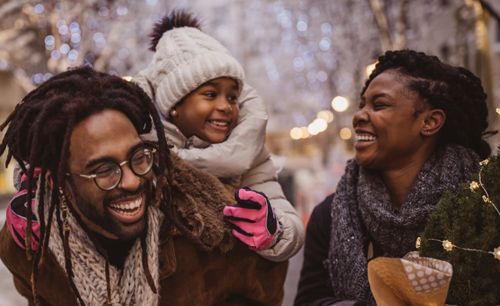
[204, 92, 216, 98]
[228, 95, 238, 104]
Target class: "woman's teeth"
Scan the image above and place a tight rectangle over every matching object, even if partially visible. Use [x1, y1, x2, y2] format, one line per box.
[209, 120, 228, 127]
[109, 197, 142, 216]
[356, 135, 377, 141]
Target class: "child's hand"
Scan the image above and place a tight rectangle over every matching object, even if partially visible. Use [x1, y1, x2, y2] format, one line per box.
[223, 188, 280, 251]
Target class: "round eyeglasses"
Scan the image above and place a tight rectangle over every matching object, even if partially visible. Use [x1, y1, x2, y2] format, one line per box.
[67, 147, 156, 191]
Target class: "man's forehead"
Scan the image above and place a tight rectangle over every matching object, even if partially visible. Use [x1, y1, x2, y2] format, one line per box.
[69, 109, 142, 168]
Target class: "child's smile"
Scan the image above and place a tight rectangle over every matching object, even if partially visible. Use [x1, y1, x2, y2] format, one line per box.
[170, 77, 239, 144]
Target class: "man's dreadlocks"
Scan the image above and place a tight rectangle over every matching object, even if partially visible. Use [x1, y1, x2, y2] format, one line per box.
[0, 66, 209, 306]
[362, 50, 495, 160]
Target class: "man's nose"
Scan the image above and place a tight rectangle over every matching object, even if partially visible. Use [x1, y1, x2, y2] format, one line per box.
[118, 164, 140, 191]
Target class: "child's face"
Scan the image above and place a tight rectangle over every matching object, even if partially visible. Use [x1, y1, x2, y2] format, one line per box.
[171, 77, 239, 144]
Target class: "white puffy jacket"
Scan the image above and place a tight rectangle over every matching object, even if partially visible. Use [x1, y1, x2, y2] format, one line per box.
[133, 69, 304, 262]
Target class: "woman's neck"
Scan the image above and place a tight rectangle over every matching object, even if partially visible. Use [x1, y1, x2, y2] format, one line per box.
[381, 148, 435, 210]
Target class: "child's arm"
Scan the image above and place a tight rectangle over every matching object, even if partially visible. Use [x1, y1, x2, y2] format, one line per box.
[239, 152, 304, 262]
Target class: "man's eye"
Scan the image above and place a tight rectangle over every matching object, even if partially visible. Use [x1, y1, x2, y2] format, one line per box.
[132, 153, 146, 165]
[95, 165, 115, 177]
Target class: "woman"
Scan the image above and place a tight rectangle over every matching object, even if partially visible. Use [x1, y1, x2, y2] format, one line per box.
[294, 50, 494, 306]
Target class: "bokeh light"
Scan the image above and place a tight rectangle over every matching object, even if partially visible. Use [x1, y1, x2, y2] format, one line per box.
[317, 110, 334, 123]
[300, 126, 310, 138]
[118, 48, 129, 59]
[332, 96, 349, 112]
[34, 4, 44, 14]
[340, 127, 352, 140]
[308, 122, 320, 135]
[290, 127, 302, 140]
[366, 62, 377, 77]
[60, 44, 70, 54]
[313, 118, 327, 132]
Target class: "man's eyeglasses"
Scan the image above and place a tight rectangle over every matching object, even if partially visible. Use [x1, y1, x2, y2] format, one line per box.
[67, 147, 156, 191]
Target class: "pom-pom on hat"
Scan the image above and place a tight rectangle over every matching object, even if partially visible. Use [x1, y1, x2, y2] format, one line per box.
[145, 10, 245, 119]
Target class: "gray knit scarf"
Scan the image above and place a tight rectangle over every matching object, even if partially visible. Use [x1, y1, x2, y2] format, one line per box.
[326, 144, 480, 305]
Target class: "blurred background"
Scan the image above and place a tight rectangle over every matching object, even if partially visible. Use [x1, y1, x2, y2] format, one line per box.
[1, 0, 500, 305]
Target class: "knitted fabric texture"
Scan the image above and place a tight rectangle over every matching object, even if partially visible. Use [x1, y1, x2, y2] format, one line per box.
[326, 144, 480, 305]
[36, 183, 161, 306]
[146, 26, 245, 119]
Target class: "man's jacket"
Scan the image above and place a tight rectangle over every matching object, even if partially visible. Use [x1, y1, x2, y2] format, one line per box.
[0, 153, 288, 305]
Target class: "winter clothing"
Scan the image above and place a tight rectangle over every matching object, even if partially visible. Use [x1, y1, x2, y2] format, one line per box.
[224, 188, 280, 251]
[6, 168, 41, 250]
[145, 26, 245, 121]
[295, 145, 480, 306]
[0, 153, 288, 305]
[133, 63, 304, 262]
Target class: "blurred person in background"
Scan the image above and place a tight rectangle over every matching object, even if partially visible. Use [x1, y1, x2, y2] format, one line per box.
[294, 50, 494, 306]
[133, 10, 304, 262]
[0, 67, 287, 305]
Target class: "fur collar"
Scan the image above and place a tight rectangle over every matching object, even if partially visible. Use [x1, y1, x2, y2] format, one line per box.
[169, 153, 237, 253]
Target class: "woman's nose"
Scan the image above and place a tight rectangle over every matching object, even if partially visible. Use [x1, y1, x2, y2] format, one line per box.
[353, 109, 369, 127]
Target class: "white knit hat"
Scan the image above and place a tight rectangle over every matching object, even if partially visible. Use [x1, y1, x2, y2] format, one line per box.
[146, 27, 245, 119]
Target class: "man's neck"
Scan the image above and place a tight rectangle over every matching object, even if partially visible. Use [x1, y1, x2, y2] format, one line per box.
[95, 234, 136, 269]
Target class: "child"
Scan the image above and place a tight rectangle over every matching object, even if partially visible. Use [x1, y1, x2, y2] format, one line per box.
[133, 10, 304, 261]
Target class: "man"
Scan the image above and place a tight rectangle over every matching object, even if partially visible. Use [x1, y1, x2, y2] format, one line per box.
[0, 67, 287, 305]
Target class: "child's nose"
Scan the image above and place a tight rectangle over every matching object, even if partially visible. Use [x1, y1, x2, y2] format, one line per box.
[216, 98, 232, 113]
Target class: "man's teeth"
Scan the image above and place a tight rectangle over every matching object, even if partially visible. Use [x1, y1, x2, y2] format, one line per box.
[109, 197, 142, 216]
[356, 135, 377, 141]
[210, 120, 228, 127]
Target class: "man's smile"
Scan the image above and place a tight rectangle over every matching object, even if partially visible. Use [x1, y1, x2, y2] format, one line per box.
[107, 193, 146, 223]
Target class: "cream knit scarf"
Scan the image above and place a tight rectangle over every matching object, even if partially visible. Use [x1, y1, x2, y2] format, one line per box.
[36, 183, 162, 306]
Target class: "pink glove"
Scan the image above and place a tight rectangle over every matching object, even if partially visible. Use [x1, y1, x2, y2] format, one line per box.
[223, 188, 279, 251]
[6, 167, 41, 250]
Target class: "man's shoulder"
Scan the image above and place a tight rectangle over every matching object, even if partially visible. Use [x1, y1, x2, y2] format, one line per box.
[0, 223, 78, 305]
[0, 223, 30, 275]
[169, 153, 237, 251]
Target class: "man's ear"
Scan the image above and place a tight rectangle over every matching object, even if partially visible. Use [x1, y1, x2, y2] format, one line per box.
[421, 109, 446, 136]
[45, 170, 54, 189]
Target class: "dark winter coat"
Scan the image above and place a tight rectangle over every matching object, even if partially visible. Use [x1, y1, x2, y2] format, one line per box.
[0, 153, 288, 305]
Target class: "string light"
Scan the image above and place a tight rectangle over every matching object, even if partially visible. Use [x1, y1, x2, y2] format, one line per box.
[422, 160, 500, 261]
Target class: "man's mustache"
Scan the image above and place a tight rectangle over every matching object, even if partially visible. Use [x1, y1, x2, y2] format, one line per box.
[103, 182, 149, 206]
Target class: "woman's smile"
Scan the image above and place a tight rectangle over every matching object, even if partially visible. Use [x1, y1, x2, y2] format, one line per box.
[354, 130, 378, 150]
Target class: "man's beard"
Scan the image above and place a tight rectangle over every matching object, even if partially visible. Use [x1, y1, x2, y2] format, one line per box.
[70, 180, 154, 242]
